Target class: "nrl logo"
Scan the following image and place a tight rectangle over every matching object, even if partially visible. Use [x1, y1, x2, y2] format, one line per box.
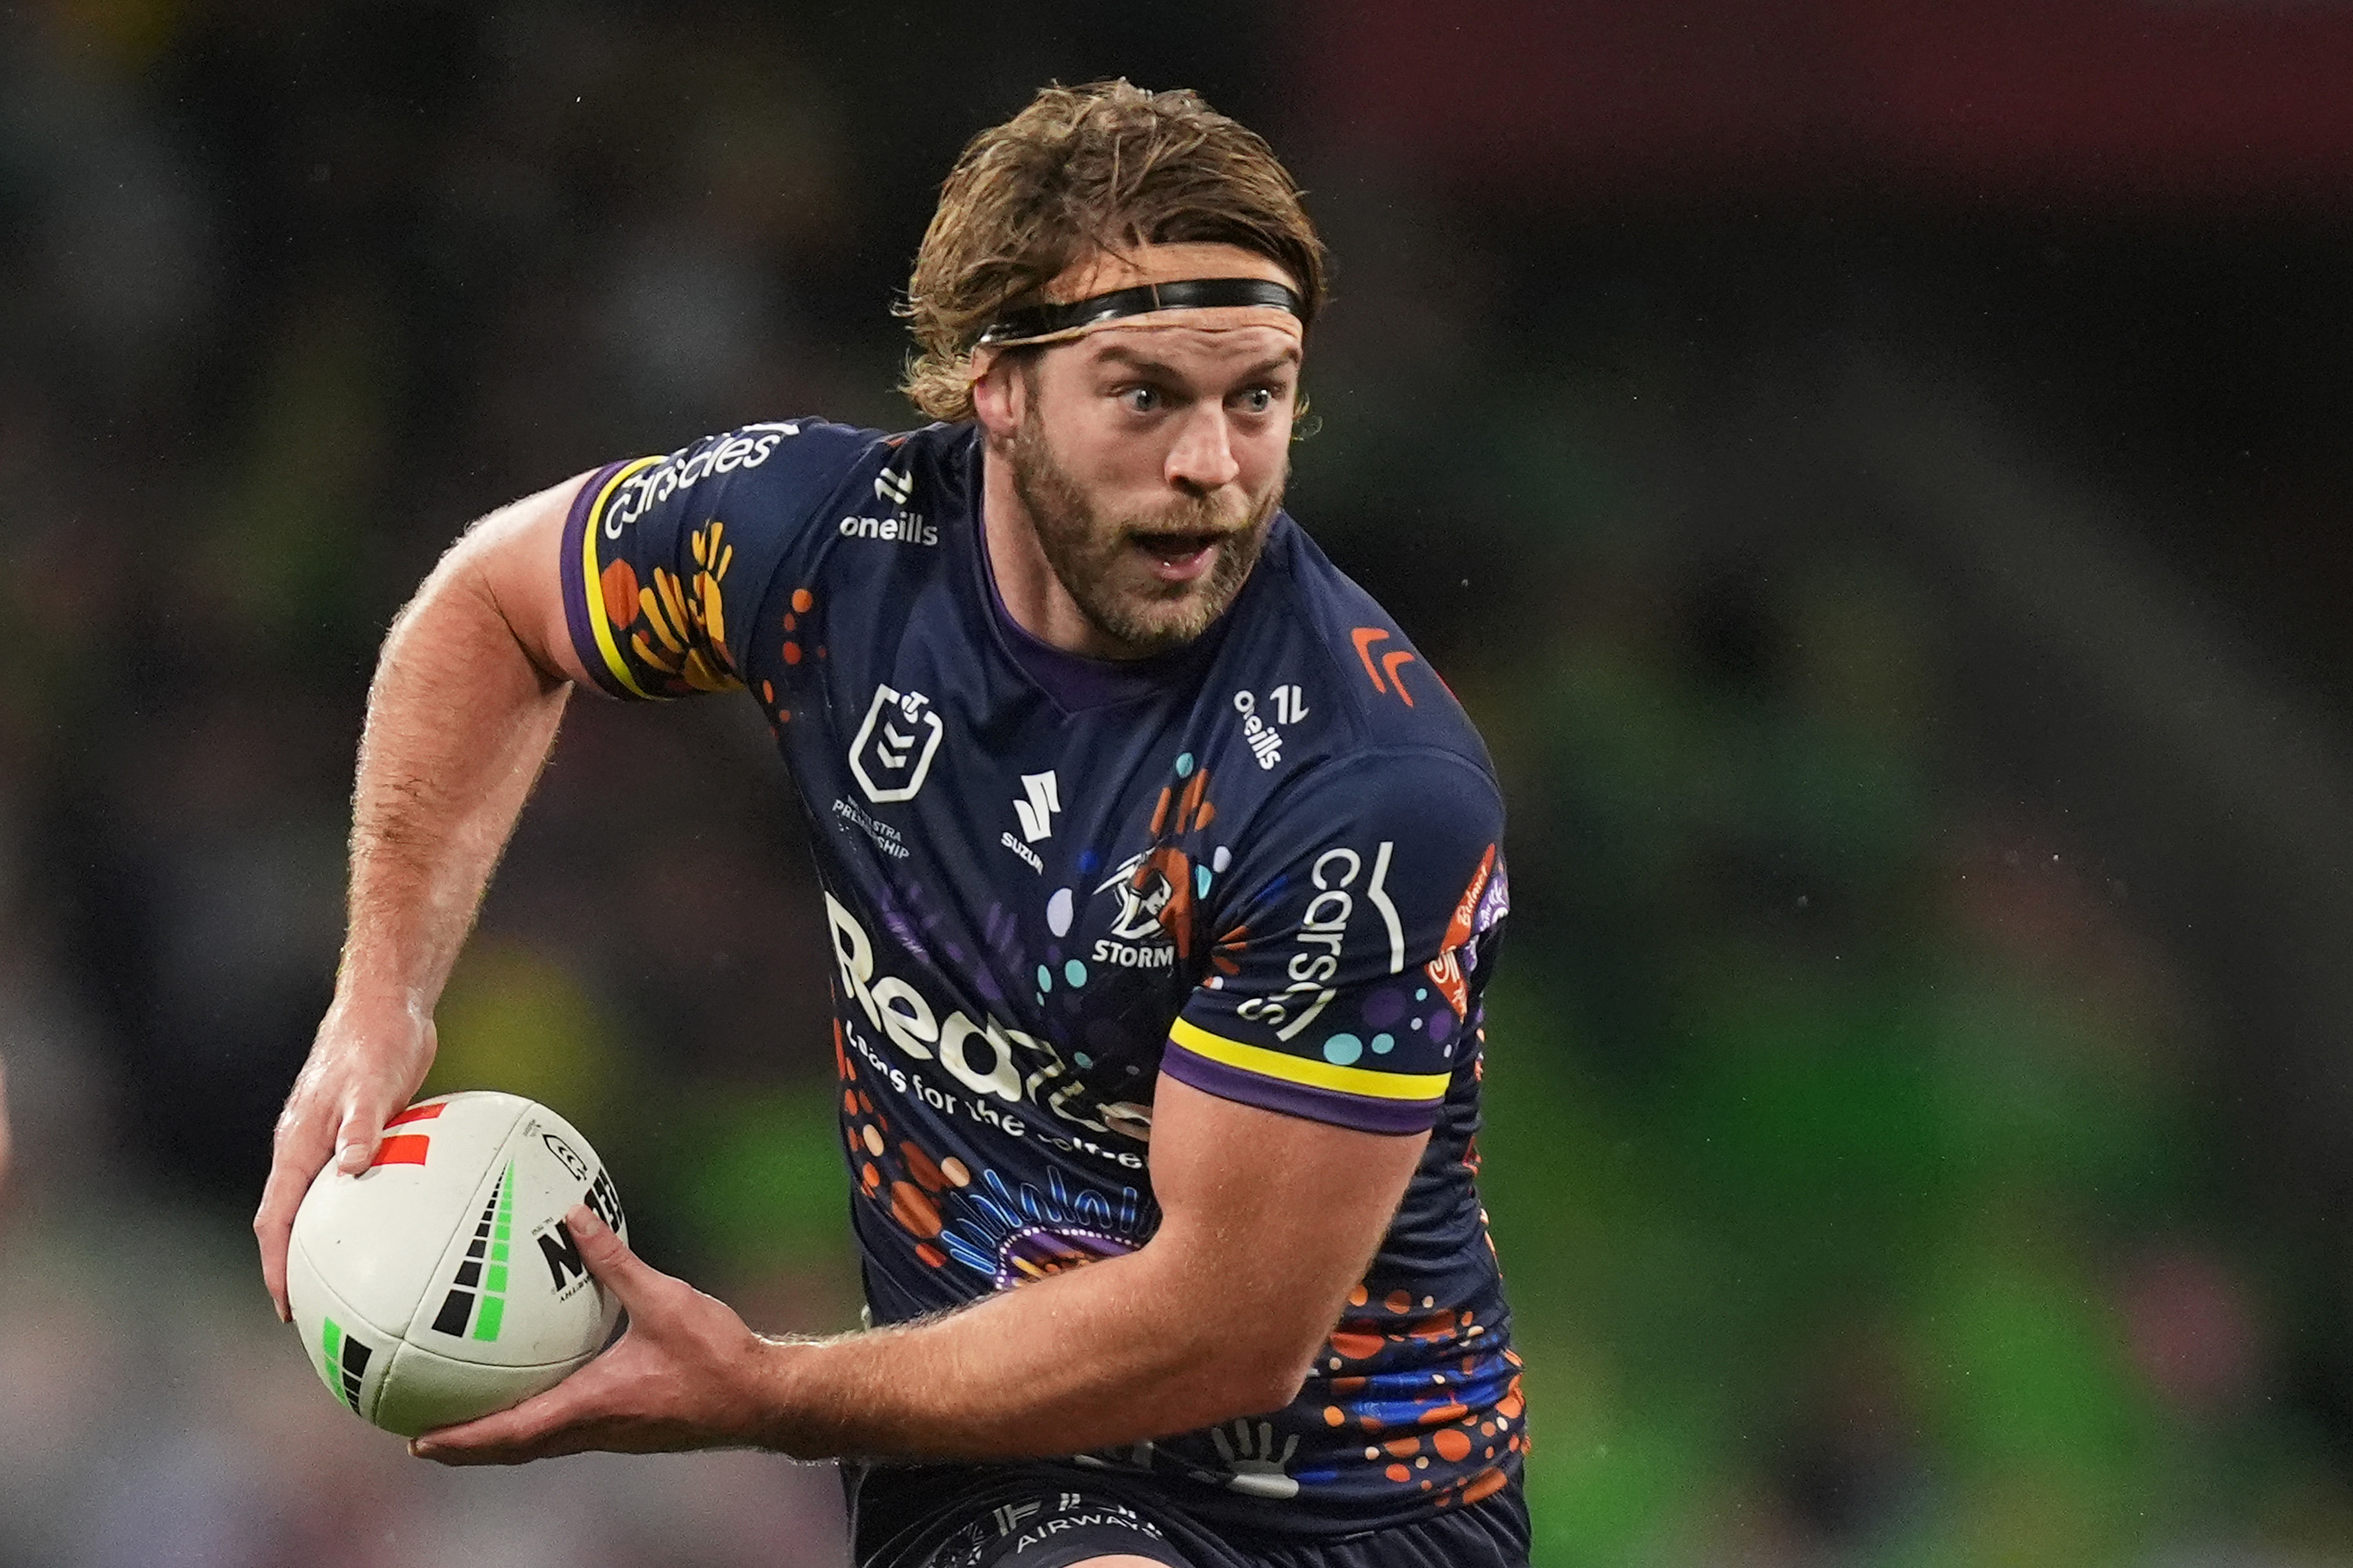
[849, 684, 945, 804]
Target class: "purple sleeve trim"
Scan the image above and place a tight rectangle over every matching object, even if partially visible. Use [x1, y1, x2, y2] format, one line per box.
[1162, 1040, 1441, 1135]
[561, 461, 632, 699]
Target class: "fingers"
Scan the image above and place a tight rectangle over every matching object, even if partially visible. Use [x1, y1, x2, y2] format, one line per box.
[333, 1097, 387, 1174]
[566, 1203, 657, 1308]
[409, 1385, 591, 1465]
[255, 1003, 437, 1323]
[252, 1165, 306, 1322]
[413, 1432, 569, 1466]
[254, 1078, 405, 1320]
[255, 1095, 338, 1322]
[403, 1235, 772, 1467]
[409, 1341, 646, 1466]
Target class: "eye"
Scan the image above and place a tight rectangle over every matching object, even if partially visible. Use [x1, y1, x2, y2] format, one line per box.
[1238, 386, 1277, 414]
[1120, 385, 1161, 413]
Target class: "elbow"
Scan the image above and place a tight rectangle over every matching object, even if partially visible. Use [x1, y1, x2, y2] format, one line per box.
[1204, 1331, 1322, 1421]
[1246, 1357, 1315, 1417]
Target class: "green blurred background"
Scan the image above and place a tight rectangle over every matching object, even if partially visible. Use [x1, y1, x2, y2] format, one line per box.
[7, 1, 2353, 1563]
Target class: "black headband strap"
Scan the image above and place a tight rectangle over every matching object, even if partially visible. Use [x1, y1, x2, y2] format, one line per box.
[974, 278, 1304, 347]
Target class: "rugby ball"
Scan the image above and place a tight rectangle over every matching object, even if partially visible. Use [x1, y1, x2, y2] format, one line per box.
[285, 1090, 627, 1437]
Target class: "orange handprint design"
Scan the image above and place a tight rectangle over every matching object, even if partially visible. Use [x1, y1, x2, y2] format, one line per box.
[624, 522, 740, 693]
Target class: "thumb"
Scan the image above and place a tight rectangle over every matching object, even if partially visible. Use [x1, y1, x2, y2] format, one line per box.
[563, 1202, 653, 1304]
[333, 1099, 391, 1174]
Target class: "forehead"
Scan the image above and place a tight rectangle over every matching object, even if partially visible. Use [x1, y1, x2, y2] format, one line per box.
[1052, 322, 1304, 380]
[1046, 241, 1298, 301]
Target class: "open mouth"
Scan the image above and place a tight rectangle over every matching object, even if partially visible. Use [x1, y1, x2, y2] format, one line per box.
[1131, 531, 1221, 582]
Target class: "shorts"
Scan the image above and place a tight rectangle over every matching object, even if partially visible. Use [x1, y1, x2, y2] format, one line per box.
[844, 1461, 1530, 1568]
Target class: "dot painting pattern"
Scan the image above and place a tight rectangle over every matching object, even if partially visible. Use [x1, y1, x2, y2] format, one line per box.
[566, 429, 1521, 1522]
[1301, 1281, 1524, 1507]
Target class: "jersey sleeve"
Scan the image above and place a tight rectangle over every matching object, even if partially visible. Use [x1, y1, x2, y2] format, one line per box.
[1166, 750, 1508, 1134]
[560, 420, 872, 699]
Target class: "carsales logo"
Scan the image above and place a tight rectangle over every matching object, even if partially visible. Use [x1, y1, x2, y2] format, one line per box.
[603, 423, 798, 533]
[1234, 842, 1404, 1041]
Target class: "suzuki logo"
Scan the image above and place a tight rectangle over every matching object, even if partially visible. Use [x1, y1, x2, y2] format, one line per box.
[1013, 770, 1061, 842]
[849, 685, 945, 804]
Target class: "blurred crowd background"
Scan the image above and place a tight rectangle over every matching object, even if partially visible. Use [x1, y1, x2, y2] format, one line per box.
[5, 2, 2353, 1563]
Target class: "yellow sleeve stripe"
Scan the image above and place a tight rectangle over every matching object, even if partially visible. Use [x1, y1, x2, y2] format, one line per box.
[579, 457, 663, 700]
[1168, 1017, 1451, 1101]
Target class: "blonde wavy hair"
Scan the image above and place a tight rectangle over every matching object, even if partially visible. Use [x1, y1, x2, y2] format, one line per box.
[898, 81, 1328, 422]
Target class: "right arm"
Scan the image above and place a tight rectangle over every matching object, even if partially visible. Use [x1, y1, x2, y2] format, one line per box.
[253, 473, 595, 1320]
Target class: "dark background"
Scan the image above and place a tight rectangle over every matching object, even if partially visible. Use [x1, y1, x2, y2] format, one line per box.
[5, 2, 2353, 1562]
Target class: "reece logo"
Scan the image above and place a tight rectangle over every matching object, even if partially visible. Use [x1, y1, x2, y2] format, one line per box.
[849, 685, 944, 804]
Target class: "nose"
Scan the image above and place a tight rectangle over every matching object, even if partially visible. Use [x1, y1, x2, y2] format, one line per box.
[1164, 406, 1241, 494]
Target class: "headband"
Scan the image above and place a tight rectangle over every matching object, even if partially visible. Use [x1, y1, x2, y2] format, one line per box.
[974, 278, 1305, 348]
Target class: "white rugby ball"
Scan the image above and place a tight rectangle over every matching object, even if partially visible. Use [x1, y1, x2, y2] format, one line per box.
[286, 1090, 627, 1437]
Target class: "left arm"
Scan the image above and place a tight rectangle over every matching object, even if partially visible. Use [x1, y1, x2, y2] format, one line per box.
[414, 1074, 1426, 1464]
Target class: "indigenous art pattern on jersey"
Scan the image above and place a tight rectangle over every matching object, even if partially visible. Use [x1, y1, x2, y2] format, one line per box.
[558, 418, 1523, 1534]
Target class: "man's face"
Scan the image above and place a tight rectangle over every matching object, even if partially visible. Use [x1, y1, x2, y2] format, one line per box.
[1002, 320, 1300, 657]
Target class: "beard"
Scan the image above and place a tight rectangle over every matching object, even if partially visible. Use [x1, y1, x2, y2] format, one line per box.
[1006, 402, 1282, 658]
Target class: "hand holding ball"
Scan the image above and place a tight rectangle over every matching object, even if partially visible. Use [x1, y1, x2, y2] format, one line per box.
[286, 1092, 626, 1436]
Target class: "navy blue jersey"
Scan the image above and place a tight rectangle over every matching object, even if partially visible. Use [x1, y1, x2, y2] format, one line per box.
[558, 420, 1524, 1534]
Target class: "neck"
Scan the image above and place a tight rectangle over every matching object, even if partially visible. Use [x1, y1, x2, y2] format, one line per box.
[978, 435, 1130, 660]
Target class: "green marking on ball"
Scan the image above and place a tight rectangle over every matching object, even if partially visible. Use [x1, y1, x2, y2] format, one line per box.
[467, 1160, 519, 1341]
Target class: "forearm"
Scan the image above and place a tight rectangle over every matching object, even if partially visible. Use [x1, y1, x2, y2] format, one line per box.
[407, 1085, 1426, 1468]
[339, 543, 572, 1011]
[757, 1233, 1320, 1461]
[256, 478, 595, 1315]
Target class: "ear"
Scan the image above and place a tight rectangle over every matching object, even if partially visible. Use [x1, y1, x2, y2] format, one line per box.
[970, 348, 1024, 441]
